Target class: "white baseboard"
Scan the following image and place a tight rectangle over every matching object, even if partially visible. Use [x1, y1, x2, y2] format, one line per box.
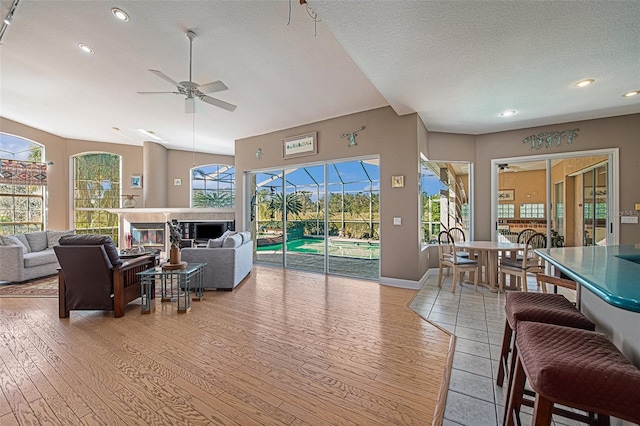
[379, 276, 421, 290]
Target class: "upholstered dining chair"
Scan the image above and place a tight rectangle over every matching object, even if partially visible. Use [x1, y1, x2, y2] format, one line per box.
[498, 232, 547, 292]
[437, 230, 479, 293]
[54, 234, 155, 318]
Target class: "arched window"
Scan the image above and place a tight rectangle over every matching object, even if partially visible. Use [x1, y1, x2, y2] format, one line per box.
[0, 133, 45, 235]
[73, 153, 121, 243]
[191, 165, 235, 208]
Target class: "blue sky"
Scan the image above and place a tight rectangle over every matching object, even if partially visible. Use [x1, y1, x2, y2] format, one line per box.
[0, 134, 40, 160]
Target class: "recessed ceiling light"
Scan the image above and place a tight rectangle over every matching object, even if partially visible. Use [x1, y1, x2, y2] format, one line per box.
[499, 110, 517, 118]
[623, 90, 639, 97]
[575, 79, 595, 88]
[137, 129, 163, 141]
[78, 43, 94, 54]
[111, 8, 129, 21]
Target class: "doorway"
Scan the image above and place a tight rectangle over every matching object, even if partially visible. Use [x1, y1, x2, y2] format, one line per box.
[492, 149, 618, 247]
[247, 157, 380, 280]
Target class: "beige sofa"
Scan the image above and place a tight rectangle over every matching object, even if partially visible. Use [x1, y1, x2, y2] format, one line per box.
[0, 230, 74, 282]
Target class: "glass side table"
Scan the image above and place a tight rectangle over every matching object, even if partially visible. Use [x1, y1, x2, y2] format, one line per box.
[138, 263, 205, 314]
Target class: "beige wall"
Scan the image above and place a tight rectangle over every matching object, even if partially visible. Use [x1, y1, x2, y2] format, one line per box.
[235, 106, 424, 283]
[4, 111, 640, 283]
[0, 117, 233, 231]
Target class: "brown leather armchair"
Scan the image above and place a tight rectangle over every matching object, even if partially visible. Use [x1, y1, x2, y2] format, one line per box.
[54, 234, 155, 318]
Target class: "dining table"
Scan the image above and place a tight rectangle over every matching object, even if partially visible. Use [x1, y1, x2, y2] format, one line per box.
[456, 241, 528, 291]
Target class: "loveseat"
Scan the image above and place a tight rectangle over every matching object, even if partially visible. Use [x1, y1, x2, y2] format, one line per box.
[180, 231, 253, 290]
[0, 230, 74, 282]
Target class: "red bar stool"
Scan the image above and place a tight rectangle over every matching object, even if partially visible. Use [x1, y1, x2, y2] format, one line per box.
[497, 292, 595, 388]
[506, 322, 640, 426]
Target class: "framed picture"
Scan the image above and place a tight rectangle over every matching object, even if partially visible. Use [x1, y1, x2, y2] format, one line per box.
[391, 175, 405, 188]
[498, 189, 515, 201]
[131, 175, 143, 189]
[283, 132, 317, 159]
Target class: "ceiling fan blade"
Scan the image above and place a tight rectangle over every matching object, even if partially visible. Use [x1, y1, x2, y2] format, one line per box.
[137, 91, 179, 95]
[185, 97, 195, 114]
[200, 95, 237, 112]
[148, 69, 181, 87]
[198, 81, 228, 94]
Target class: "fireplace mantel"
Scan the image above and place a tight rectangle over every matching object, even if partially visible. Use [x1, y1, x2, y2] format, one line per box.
[106, 208, 235, 214]
[106, 208, 236, 251]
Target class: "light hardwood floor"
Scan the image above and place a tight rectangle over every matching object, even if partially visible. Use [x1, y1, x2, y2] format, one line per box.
[0, 266, 453, 425]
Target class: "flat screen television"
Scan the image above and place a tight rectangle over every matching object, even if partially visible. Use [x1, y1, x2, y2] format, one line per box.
[194, 222, 225, 241]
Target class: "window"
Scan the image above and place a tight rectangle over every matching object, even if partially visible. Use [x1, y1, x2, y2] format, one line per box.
[73, 153, 120, 242]
[498, 204, 515, 218]
[520, 203, 545, 219]
[420, 159, 470, 244]
[191, 165, 235, 207]
[0, 134, 45, 235]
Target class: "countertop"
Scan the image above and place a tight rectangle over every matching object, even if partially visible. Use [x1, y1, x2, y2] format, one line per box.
[536, 244, 640, 313]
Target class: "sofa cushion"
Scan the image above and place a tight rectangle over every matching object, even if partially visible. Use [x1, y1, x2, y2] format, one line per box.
[47, 229, 75, 248]
[222, 233, 243, 248]
[23, 249, 58, 268]
[59, 234, 122, 266]
[0, 235, 30, 253]
[207, 237, 225, 248]
[25, 231, 48, 252]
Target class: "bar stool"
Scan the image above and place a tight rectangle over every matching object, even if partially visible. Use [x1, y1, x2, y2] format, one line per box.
[496, 292, 595, 388]
[506, 322, 640, 426]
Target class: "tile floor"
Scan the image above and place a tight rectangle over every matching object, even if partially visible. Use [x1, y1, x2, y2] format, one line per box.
[409, 273, 579, 426]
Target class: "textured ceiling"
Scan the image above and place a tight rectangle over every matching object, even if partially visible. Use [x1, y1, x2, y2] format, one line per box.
[1, 1, 638, 155]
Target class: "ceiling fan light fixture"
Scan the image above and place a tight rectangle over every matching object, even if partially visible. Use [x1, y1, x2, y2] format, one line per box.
[499, 110, 517, 118]
[623, 90, 639, 98]
[575, 79, 595, 88]
[78, 43, 94, 54]
[111, 8, 129, 22]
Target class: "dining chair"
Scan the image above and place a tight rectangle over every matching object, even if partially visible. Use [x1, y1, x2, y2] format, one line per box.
[448, 227, 470, 259]
[437, 230, 479, 293]
[498, 232, 546, 292]
[516, 228, 537, 244]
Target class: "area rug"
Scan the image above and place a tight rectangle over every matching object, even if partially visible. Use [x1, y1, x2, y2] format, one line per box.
[0, 275, 58, 298]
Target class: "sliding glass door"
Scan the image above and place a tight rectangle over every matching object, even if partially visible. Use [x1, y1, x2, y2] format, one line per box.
[582, 163, 608, 246]
[493, 151, 615, 247]
[283, 165, 326, 273]
[248, 157, 380, 280]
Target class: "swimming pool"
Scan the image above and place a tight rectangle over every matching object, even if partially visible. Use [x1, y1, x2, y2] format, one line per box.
[257, 238, 379, 259]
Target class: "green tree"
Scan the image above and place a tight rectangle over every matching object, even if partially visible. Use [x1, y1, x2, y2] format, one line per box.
[193, 190, 234, 208]
[266, 193, 303, 219]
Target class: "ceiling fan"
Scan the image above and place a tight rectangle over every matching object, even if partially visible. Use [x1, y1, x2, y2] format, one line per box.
[137, 30, 236, 113]
[498, 163, 525, 172]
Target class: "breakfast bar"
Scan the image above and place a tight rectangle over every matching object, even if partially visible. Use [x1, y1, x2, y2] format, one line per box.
[536, 245, 640, 368]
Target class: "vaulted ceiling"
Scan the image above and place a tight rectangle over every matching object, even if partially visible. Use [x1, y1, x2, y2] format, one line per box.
[1, 1, 638, 155]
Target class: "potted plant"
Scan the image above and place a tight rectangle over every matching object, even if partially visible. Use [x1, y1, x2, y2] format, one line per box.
[166, 221, 182, 264]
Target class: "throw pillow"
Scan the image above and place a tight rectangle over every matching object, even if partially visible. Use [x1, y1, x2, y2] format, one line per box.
[0, 235, 30, 252]
[221, 229, 236, 239]
[47, 229, 75, 248]
[238, 231, 251, 244]
[25, 231, 48, 252]
[206, 237, 224, 248]
[222, 233, 242, 248]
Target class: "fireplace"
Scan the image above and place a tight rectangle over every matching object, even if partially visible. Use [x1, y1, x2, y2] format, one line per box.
[130, 223, 165, 248]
